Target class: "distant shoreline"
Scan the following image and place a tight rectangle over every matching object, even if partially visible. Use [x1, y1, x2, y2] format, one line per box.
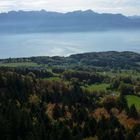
[0, 51, 139, 60]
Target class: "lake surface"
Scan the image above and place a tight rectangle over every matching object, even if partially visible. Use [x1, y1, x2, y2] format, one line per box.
[0, 31, 140, 58]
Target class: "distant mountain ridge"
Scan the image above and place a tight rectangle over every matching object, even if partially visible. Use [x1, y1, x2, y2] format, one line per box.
[0, 10, 140, 33]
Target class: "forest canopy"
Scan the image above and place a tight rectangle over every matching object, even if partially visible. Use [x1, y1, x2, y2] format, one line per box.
[0, 51, 140, 140]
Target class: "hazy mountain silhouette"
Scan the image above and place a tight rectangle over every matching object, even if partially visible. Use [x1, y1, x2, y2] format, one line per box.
[0, 10, 140, 33]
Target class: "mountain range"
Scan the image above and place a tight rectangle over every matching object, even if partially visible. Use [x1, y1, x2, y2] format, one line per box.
[0, 10, 140, 33]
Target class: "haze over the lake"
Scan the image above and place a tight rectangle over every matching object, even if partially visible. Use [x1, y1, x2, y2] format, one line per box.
[0, 31, 139, 58]
[0, 0, 140, 58]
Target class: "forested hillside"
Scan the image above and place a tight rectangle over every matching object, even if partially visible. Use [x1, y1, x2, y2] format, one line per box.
[1, 51, 140, 69]
[0, 51, 140, 140]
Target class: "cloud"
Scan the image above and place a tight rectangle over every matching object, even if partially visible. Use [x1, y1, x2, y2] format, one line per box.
[0, 0, 139, 15]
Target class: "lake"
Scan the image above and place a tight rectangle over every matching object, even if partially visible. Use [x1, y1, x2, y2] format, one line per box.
[0, 30, 140, 58]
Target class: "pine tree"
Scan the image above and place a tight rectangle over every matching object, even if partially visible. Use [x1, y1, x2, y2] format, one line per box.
[52, 104, 62, 120]
[133, 124, 140, 135]
[109, 114, 121, 129]
[118, 93, 128, 111]
[82, 122, 91, 138]
[126, 131, 136, 140]
[129, 104, 138, 119]
[59, 126, 72, 140]
[88, 118, 97, 136]
[115, 129, 125, 140]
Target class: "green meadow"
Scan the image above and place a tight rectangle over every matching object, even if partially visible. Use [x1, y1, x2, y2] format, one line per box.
[0, 62, 39, 67]
[82, 83, 110, 93]
[126, 95, 140, 110]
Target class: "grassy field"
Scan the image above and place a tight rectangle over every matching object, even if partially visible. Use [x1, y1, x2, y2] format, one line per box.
[0, 62, 39, 67]
[126, 95, 140, 110]
[82, 83, 110, 93]
[44, 77, 71, 85]
[44, 77, 62, 81]
[99, 70, 140, 79]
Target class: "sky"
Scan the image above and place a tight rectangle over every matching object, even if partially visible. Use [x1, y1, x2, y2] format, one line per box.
[0, 0, 139, 16]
